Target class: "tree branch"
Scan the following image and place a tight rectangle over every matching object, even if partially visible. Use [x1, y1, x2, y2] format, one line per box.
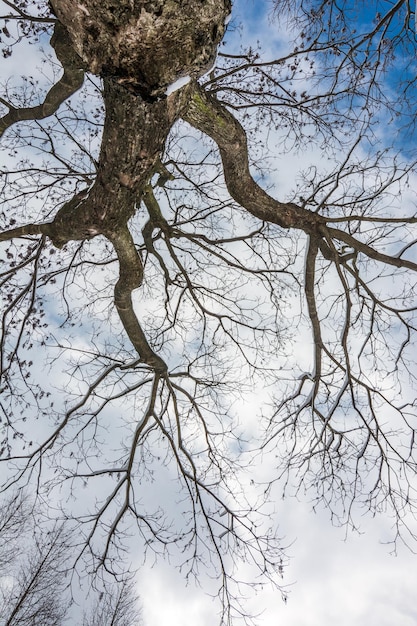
[184, 83, 417, 275]
[183, 82, 321, 231]
[0, 0, 54, 22]
[0, 22, 84, 139]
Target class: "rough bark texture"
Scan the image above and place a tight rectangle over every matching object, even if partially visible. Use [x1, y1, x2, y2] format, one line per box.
[49, 78, 189, 246]
[110, 227, 168, 372]
[46, 0, 231, 248]
[50, 0, 231, 100]
[183, 83, 321, 232]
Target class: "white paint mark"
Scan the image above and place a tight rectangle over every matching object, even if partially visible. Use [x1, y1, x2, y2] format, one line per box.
[165, 75, 191, 96]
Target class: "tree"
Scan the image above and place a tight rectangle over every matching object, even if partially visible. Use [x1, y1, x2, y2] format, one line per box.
[81, 579, 142, 626]
[0, 492, 71, 626]
[1, 0, 417, 623]
[0, 490, 143, 625]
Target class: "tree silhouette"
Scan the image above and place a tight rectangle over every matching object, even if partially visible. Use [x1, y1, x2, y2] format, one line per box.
[81, 578, 142, 626]
[1, 0, 417, 623]
[0, 491, 143, 624]
[0, 492, 71, 625]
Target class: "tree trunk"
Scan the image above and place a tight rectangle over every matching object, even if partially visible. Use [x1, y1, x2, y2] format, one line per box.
[47, 0, 231, 246]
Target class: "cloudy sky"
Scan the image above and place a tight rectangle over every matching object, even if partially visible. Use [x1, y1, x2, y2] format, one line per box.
[139, 3, 417, 625]
[141, 496, 417, 626]
[1, 1, 417, 625]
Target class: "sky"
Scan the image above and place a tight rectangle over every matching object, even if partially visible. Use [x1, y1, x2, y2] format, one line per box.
[142, 2, 417, 623]
[140, 497, 417, 626]
[1, 1, 417, 625]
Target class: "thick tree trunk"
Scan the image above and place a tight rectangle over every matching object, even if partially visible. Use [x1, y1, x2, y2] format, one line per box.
[47, 0, 231, 247]
[49, 79, 188, 246]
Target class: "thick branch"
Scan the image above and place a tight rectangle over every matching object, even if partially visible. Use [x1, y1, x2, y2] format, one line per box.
[305, 235, 323, 352]
[0, 223, 50, 242]
[183, 83, 417, 276]
[39, 81, 189, 248]
[183, 82, 321, 231]
[0, 22, 84, 138]
[326, 226, 417, 272]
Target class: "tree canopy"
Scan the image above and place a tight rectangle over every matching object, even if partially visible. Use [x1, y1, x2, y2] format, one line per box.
[1, 0, 417, 623]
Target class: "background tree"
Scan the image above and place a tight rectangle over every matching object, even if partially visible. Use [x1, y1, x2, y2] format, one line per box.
[81, 579, 142, 626]
[1, 0, 417, 623]
[0, 492, 71, 626]
[0, 491, 143, 625]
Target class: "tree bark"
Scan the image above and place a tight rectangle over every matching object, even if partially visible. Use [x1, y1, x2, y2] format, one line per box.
[43, 0, 231, 367]
[183, 83, 322, 231]
[0, 22, 85, 139]
[50, 0, 231, 100]
[49, 79, 188, 246]
[45, 0, 231, 246]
